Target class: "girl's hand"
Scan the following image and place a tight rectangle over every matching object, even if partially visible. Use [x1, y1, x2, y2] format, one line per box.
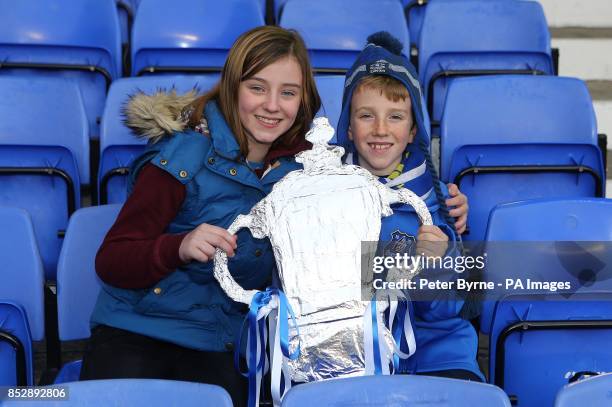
[446, 183, 469, 234]
[179, 223, 238, 263]
[416, 225, 449, 258]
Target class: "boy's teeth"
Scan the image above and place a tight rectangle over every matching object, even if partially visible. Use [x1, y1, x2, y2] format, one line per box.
[370, 144, 391, 150]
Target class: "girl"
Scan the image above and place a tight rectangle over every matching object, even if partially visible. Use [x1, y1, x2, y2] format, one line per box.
[80, 26, 321, 407]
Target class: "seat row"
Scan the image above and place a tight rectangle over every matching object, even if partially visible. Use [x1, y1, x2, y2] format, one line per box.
[1, 197, 611, 406]
[2, 374, 612, 406]
[0, 72, 603, 279]
[0, 0, 551, 138]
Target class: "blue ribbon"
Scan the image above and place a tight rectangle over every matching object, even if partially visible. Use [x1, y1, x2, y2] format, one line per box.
[235, 288, 301, 407]
[391, 300, 407, 372]
[370, 299, 383, 375]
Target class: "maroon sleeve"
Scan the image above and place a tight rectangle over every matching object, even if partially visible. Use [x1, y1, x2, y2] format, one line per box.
[95, 163, 188, 289]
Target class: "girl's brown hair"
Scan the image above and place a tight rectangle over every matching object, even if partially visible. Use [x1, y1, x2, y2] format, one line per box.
[188, 26, 321, 159]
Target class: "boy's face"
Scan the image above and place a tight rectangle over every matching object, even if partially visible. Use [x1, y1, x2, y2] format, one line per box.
[348, 86, 416, 176]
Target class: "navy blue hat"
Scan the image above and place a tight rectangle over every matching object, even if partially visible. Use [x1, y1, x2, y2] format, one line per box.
[336, 31, 430, 151]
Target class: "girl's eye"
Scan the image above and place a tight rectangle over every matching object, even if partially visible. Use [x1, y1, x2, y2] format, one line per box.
[390, 114, 404, 120]
[250, 85, 265, 93]
[281, 90, 297, 97]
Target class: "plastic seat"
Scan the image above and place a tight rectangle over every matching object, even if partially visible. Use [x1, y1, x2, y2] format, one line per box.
[281, 375, 511, 406]
[0, 77, 89, 278]
[0, 207, 45, 386]
[4, 379, 233, 407]
[131, 0, 264, 76]
[0, 0, 121, 138]
[440, 75, 604, 241]
[279, 0, 410, 73]
[54, 205, 121, 383]
[99, 75, 219, 204]
[418, 0, 552, 129]
[483, 198, 612, 406]
[555, 373, 612, 407]
[314, 75, 345, 138]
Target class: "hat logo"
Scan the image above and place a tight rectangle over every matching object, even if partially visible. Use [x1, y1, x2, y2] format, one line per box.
[368, 60, 388, 74]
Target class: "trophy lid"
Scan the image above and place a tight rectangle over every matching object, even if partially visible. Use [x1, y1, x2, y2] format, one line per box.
[295, 117, 345, 171]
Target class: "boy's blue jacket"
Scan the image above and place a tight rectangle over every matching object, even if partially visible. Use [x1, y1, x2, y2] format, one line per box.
[90, 100, 301, 352]
[336, 32, 483, 379]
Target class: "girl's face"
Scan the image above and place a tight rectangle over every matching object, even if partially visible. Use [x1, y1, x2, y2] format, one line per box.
[238, 56, 303, 161]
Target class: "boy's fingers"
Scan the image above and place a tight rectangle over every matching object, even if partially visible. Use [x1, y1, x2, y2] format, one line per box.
[455, 216, 467, 234]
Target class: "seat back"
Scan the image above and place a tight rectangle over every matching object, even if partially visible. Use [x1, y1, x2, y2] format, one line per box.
[314, 75, 345, 138]
[0, 0, 121, 138]
[440, 75, 603, 241]
[56, 205, 121, 341]
[131, 0, 264, 76]
[0, 207, 45, 385]
[419, 0, 552, 125]
[282, 375, 511, 406]
[2, 379, 233, 407]
[0, 77, 88, 278]
[555, 373, 612, 407]
[482, 198, 612, 333]
[99, 75, 220, 204]
[280, 0, 410, 72]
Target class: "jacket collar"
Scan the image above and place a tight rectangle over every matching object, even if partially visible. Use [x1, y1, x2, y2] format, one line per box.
[204, 101, 242, 160]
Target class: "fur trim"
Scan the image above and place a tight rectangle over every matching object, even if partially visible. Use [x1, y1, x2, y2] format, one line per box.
[122, 88, 201, 143]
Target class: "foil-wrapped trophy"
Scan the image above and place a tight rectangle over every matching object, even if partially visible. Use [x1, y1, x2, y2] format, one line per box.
[214, 118, 432, 404]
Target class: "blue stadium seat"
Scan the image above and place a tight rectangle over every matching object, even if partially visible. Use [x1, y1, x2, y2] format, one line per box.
[54, 205, 121, 383]
[4, 379, 233, 407]
[440, 75, 604, 241]
[0, 207, 45, 386]
[483, 198, 612, 406]
[281, 375, 511, 406]
[0, 0, 121, 138]
[131, 0, 264, 76]
[100, 75, 219, 204]
[314, 75, 345, 138]
[418, 0, 552, 129]
[279, 0, 410, 73]
[0, 77, 89, 278]
[555, 373, 612, 407]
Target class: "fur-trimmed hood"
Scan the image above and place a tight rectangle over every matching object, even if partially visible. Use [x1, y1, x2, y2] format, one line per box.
[122, 89, 201, 143]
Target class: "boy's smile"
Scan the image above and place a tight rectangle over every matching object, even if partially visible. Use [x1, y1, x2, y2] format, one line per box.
[348, 86, 416, 176]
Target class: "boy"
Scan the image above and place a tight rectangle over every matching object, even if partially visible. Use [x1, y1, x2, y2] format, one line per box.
[336, 32, 484, 381]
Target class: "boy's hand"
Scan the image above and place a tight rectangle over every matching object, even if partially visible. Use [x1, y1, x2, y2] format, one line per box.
[416, 225, 449, 258]
[179, 223, 238, 263]
[446, 183, 468, 234]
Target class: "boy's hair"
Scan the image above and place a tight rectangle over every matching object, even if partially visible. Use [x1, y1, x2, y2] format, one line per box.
[353, 75, 409, 104]
[187, 26, 321, 159]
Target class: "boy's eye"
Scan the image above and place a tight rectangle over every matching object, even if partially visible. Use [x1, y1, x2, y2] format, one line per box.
[359, 113, 373, 119]
[390, 114, 404, 120]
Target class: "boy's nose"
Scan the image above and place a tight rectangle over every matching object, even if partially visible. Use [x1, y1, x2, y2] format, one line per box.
[374, 119, 389, 136]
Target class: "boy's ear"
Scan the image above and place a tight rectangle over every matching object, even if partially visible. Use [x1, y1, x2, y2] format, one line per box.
[348, 125, 354, 141]
[409, 124, 417, 142]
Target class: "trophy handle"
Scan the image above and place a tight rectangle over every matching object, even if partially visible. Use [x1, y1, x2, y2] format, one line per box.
[213, 203, 269, 305]
[386, 187, 433, 226]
